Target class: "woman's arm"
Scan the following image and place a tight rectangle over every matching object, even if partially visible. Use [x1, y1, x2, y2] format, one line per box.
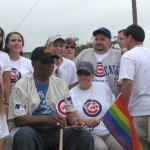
[3, 71, 11, 103]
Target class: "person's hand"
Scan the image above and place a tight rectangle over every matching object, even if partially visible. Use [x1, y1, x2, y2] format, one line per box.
[72, 119, 85, 131]
[85, 118, 100, 128]
[49, 114, 67, 128]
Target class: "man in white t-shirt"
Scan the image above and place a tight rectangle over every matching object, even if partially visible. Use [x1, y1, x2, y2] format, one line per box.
[75, 27, 121, 97]
[118, 24, 150, 150]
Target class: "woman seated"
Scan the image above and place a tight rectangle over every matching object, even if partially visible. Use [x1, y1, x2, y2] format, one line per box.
[68, 61, 124, 150]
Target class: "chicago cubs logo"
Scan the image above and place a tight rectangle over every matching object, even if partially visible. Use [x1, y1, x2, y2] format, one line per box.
[83, 99, 102, 117]
[11, 68, 21, 82]
[95, 62, 105, 77]
[56, 98, 66, 117]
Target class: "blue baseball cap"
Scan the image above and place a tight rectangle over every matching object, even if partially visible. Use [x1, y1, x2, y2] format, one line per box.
[93, 27, 111, 39]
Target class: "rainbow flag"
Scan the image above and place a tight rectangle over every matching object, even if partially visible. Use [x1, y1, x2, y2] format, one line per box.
[103, 93, 142, 150]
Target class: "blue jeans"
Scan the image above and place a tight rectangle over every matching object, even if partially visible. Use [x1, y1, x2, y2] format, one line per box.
[13, 126, 94, 150]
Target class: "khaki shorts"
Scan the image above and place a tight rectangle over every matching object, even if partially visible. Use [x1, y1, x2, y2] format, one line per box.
[132, 116, 149, 150]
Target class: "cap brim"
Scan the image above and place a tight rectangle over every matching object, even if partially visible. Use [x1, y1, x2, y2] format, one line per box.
[93, 30, 107, 36]
[77, 67, 92, 73]
[41, 54, 59, 60]
[51, 38, 65, 43]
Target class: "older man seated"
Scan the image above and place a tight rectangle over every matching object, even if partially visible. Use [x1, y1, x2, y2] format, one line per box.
[6, 46, 94, 150]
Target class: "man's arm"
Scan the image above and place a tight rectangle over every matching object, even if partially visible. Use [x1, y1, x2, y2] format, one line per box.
[67, 112, 85, 130]
[14, 114, 67, 128]
[121, 78, 133, 105]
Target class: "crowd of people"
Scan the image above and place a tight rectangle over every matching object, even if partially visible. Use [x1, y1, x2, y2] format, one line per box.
[0, 24, 150, 150]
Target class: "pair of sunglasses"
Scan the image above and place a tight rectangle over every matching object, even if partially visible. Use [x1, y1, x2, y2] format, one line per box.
[65, 45, 75, 49]
[77, 70, 91, 76]
[40, 58, 54, 64]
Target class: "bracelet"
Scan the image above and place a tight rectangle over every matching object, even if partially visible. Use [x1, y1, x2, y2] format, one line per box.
[71, 117, 78, 125]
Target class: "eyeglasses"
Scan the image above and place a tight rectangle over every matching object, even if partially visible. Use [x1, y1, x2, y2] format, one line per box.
[77, 70, 91, 76]
[40, 58, 54, 64]
[65, 45, 75, 49]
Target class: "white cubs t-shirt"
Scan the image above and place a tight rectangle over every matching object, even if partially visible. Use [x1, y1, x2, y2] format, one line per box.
[10, 56, 33, 88]
[69, 82, 115, 136]
[94, 51, 109, 86]
[53, 57, 77, 85]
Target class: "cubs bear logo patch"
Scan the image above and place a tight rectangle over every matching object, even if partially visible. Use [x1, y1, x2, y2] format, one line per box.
[56, 98, 66, 117]
[95, 62, 105, 77]
[83, 99, 102, 117]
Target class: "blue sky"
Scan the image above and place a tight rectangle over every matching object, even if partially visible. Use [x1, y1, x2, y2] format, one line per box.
[0, 0, 150, 52]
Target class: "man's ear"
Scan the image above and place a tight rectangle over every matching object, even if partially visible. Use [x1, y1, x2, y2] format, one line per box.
[128, 35, 132, 42]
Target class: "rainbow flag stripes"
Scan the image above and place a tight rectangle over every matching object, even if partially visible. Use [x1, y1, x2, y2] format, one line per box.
[103, 93, 142, 150]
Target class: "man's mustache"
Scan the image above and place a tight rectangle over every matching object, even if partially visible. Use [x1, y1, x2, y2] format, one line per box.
[96, 44, 103, 46]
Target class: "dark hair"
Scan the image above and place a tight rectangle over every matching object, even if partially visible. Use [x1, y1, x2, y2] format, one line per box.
[0, 27, 5, 50]
[65, 37, 76, 48]
[118, 29, 125, 34]
[4, 32, 24, 56]
[124, 24, 145, 42]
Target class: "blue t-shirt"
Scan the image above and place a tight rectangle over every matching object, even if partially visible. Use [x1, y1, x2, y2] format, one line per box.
[32, 80, 56, 115]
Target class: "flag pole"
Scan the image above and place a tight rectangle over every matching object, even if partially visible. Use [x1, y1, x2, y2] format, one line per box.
[148, 117, 150, 149]
[59, 128, 63, 150]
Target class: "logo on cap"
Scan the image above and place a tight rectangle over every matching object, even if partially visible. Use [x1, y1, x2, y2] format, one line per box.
[44, 49, 51, 54]
[80, 62, 87, 66]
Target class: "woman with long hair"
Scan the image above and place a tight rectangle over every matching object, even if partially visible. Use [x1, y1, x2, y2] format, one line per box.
[3, 32, 33, 88]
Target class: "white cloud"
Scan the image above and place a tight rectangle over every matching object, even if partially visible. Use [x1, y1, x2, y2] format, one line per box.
[0, 0, 150, 52]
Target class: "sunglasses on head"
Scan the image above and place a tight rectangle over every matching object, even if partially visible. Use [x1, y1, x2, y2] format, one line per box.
[40, 58, 54, 64]
[77, 70, 91, 76]
[65, 45, 75, 49]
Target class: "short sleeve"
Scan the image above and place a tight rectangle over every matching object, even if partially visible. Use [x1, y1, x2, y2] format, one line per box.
[63, 81, 75, 113]
[118, 54, 135, 82]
